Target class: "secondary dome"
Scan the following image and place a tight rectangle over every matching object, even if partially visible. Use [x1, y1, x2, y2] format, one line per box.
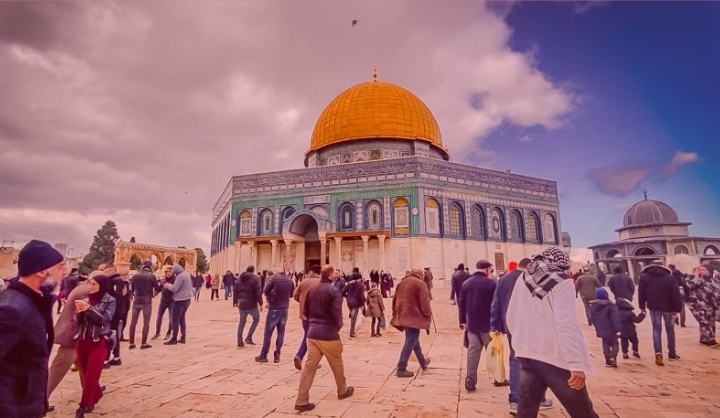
[623, 198, 680, 227]
[308, 80, 445, 156]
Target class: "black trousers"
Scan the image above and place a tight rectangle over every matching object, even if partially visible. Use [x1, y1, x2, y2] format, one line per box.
[620, 336, 639, 354]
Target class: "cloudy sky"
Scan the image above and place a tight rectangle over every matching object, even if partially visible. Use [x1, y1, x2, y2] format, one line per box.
[0, 1, 718, 257]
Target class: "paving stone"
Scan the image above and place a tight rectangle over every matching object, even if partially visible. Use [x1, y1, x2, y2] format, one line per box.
[45, 288, 720, 417]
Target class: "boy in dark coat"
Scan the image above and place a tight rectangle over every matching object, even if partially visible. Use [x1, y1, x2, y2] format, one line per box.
[590, 288, 622, 368]
[616, 298, 646, 359]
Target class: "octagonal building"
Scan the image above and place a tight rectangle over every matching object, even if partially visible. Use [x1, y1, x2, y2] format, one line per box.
[209, 75, 564, 280]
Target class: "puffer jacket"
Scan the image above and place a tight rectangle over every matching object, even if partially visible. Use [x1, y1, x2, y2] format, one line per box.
[234, 272, 262, 310]
[75, 293, 116, 341]
[638, 265, 682, 313]
[366, 288, 385, 317]
[342, 279, 366, 309]
[616, 298, 645, 339]
[590, 299, 621, 340]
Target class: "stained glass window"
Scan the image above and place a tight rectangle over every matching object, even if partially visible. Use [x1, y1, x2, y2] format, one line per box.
[509, 211, 522, 240]
[367, 202, 382, 229]
[491, 208, 505, 239]
[449, 204, 462, 235]
[261, 210, 272, 235]
[470, 206, 485, 238]
[394, 198, 409, 231]
[527, 213, 539, 241]
[544, 214, 556, 243]
[239, 211, 252, 236]
[425, 199, 440, 234]
[340, 204, 354, 230]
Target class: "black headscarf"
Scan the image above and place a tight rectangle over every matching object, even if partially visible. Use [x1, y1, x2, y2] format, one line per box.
[89, 274, 111, 305]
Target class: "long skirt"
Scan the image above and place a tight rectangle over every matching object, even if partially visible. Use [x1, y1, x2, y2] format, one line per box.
[76, 338, 108, 408]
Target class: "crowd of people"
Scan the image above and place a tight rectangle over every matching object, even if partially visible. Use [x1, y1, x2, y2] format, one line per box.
[1, 239, 719, 418]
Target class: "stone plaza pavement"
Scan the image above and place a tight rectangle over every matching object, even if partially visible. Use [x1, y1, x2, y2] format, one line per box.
[48, 287, 720, 418]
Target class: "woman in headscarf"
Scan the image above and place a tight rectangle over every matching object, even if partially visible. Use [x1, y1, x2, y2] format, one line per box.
[74, 272, 116, 417]
[684, 266, 720, 347]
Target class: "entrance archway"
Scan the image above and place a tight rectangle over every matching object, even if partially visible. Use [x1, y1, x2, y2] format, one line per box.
[287, 213, 324, 273]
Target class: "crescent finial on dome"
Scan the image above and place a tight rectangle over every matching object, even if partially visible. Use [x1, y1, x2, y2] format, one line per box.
[372, 61, 378, 81]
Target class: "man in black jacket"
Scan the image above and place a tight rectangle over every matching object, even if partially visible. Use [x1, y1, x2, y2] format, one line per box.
[256, 267, 294, 363]
[450, 263, 470, 305]
[0, 239, 65, 418]
[152, 266, 175, 341]
[223, 270, 235, 300]
[342, 271, 366, 338]
[668, 264, 687, 327]
[294, 265, 354, 412]
[638, 263, 682, 366]
[608, 267, 635, 301]
[234, 266, 263, 347]
[128, 261, 160, 349]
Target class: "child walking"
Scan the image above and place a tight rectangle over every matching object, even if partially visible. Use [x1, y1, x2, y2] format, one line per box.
[590, 288, 622, 368]
[366, 282, 385, 337]
[616, 298, 646, 359]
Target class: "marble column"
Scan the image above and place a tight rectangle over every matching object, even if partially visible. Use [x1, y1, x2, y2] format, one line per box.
[362, 235, 370, 275]
[319, 234, 327, 265]
[334, 237, 342, 269]
[377, 234, 386, 272]
[284, 239, 294, 272]
[235, 241, 242, 273]
[247, 241, 256, 268]
[270, 240, 278, 269]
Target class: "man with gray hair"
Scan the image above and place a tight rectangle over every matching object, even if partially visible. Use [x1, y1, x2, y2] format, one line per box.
[256, 267, 295, 363]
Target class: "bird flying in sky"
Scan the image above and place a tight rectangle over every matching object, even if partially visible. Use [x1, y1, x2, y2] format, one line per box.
[352, 20, 359, 27]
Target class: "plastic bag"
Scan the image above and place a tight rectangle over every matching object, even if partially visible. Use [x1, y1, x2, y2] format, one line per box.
[355, 310, 365, 332]
[486, 333, 507, 383]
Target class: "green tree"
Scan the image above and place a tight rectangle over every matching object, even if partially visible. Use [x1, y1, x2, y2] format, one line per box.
[80, 220, 121, 274]
[195, 247, 209, 273]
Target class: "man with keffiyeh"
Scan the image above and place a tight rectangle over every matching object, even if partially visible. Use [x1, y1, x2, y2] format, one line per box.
[506, 247, 599, 418]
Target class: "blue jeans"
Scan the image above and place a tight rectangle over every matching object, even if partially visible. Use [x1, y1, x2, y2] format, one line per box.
[237, 307, 260, 344]
[155, 298, 174, 336]
[509, 335, 549, 405]
[397, 327, 427, 371]
[260, 309, 288, 356]
[224, 285, 232, 299]
[650, 311, 676, 356]
[296, 319, 309, 359]
[192, 287, 202, 302]
[170, 299, 191, 340]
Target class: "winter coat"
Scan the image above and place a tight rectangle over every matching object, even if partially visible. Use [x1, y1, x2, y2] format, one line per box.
[334, 277, 346, 295]
[76, 293, 116, 340]
[130, 269, 160, 300]
[608, 273, 635, 301]
[109, 275, 131, 326]
[342, 279, 366, 309]
[293, 273, 320, 320]
[169, 265, 193, 301]
[450, 269, 470, 302]
[305, 280, 343, 341]
[458, 272, 497, 334]
[264, 274, 294, 310]
[576, 274, 602, 300]
[590, 299, 622, 340]
[211, 275, 220, 290]
[222, 273, 235, 289]
[616, 298, 646, 339]
[390, 272, 432, 332]
[366, 288, 385, 317]
[54, 283, 90, 348]
[234, 272, 263, 311]
[192, 275, 204, 288]
[0, 280, 55, 418]
[638, 265, 682, 313]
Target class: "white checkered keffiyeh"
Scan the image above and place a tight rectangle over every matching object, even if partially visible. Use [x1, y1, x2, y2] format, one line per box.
[522, 246, 571, 300]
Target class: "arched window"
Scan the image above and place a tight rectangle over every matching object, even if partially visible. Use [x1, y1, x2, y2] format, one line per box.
[393, 198, 410, 234]
[425, 198, 441, 235]
[238, 210, 252, 236]
[594, 252, 600, 260]
[260, 209, 273, 235]
[490, 208, 505, 240]
[339, 203, 354, 231]
[470, 205, 486, 238]
[606, 249, 621, 258]
[704, 245, 719, 256]
[449, 203, 464, 236]
[544, 213, 557, 244]
[634, 247, 657, 256]
[509, 210, 523, 241]
[527, 212, 540, 241]
[367, 201, 382, 230]
[282, 206, 296, 220]
[673, 244, 690, 255]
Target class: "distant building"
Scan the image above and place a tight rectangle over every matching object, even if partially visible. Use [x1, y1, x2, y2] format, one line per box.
[54, 243, 69, 257]
[590, 192, 720, 277]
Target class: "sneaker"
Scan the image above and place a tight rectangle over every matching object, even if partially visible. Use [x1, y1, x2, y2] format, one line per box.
[244, 338, 255, 345]
[622, 353, 629, 360]
[103, 361, 111, 369]
[632, 352, 641, 358]
[421, 358, 431, 371]
[655, 353, 664, 366]
[509, 403, 518, 416]
[273, 353, 281, 363]
[294, 403, 315, 412]
[493, 380, 510, 387]
[140, 344, 152, 349]
[668, 354, 680, 361]
[294, 356, 302, 371]
[609, 360, 618, 368]
[338, 386, 354, 400]
[163, 340, 177, 346]
[109, 358, 122, 366]
[128, 344, 136, 350]
[255, 355, 268, 363]
[238, 342, 245, 348]
[464, 377, 476, 392]
[178, 338, 186, 344]
[539, 398, 554, 410]
[396, 369, 414, 378]
[151, 334, 160, 340]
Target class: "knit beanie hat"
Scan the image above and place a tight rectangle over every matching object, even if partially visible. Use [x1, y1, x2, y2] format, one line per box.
[596, 288, 609, 300]
[17, 239, 65, 277]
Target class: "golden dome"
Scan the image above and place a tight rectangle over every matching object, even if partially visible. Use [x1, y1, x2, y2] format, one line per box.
[308, 80, 445, 154]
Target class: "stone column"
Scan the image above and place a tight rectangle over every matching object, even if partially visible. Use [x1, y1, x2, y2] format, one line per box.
[334, 237, 342, 269]
[284, 239, 294, 272]
[362, 235, 370, 274]
[235, 241, 242, 273]
[319, 234, 327, 265]
[270, 240, 278, 269]
[377, 234, 386, 272]
[247, 241, 256, 268]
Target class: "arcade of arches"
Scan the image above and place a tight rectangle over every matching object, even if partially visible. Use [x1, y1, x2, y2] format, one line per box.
[114, 241, 197, 274]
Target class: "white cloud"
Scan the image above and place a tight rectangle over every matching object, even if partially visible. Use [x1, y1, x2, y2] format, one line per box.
[0, 2, 574, 253]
